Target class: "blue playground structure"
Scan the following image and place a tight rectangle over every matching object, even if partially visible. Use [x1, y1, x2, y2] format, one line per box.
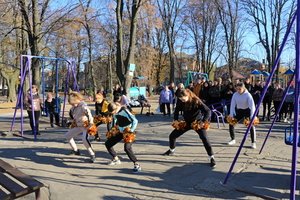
[184, 71, 208, 87]
[285, 124, 300, 147]
[129, 76, 147, 98]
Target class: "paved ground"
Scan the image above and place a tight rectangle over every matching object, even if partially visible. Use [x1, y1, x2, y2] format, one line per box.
[0, 99, 299, 200]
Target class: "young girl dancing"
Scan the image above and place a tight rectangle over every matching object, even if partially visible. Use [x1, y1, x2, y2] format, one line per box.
[227, 82, 257, 149]
[105, 102, 141, 173]
[163, 89, 216, 168]
[94, 93, 110, 141]
[65, 92, 96, 163]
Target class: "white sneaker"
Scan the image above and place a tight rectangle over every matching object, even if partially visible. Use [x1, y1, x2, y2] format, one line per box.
[284, 118, 288, 123]
[251, 143, 256, 149]
[227, 140, 236, 145]
[108, 158, 121, 166]
[133, 164, 142, 173]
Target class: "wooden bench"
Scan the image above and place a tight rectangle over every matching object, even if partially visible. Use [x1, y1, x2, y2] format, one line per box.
[0, 159, 44, 200]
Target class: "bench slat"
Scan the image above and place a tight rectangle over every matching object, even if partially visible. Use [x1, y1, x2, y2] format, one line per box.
[6, 168, 44, 190]
[0, 159, 13, 172]
[0, 188, 12, 200]
[0, 159, 43, 190]
[0, 173, 29, 198]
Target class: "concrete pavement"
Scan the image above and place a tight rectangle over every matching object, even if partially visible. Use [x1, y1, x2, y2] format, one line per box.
[0, 105, 299, 199]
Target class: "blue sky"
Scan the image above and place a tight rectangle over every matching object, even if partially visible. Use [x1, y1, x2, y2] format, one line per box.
[49, 0, 297, 68]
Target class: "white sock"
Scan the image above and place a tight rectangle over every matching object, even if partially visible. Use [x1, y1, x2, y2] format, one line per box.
[69, 138, 78, 151]
[170, 148, 175, 152]
[209, 155, 214, 159]
[87, 148, 95, 156]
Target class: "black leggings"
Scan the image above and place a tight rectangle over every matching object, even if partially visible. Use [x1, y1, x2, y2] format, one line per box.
[273, 101, 284, 120]
[262, 99, 272, 120]
[229, 108, 256, 143]
[27, 110, 40, 134]
[162, 103, 171, 115]
[49, 112, 60, 125]
[169, 127, 214, 156]
[105, 133, 137, 163]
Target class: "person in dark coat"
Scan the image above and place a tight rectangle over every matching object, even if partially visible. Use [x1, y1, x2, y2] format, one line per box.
[163, 88, 216, 168]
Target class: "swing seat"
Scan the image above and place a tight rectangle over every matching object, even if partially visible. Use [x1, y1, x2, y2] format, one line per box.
[284, 125, 300, 147]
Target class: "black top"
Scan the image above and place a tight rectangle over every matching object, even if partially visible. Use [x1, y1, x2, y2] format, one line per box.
[45, 98, 59, 113]
[95, 99, 109, 116]
[174, 100, 211, 124]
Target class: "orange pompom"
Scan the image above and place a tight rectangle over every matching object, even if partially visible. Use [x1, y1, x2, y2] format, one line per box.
[93, 115, 102, 124]
[191, 120, 202, 130]
[123, 132, 136, 143]
[244, 117, 260, 127]
[87, 124, 98, 136]
[191, 120, 210, 130]
[83, 121, 89, 128]
[106, 126, 120, 139]
[226, 116, 238, 126]
[253, 117, 260, 126]
[243, 118, 250, 127]
[124, 127, 131, 133]
[172, 120, 186, 130]
[202, 121, 210, 130]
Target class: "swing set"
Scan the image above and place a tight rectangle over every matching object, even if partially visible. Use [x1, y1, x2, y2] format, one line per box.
[223, 4, 300, 199]
[10, 55, 79, 140]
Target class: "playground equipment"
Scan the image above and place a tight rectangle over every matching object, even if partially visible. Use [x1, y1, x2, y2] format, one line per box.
[10, 55, 79, 140]
[184, 71, 208, 87]
[129, 76, 147, 98]
[285, 123, 300, 147]
[222, 7, 300, 199]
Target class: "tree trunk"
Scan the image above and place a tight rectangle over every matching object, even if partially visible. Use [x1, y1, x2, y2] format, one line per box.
[116, 0, 125, 86]
[1, 70, 19, 102]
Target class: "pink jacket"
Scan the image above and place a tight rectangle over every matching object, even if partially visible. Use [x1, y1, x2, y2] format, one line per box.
[25, 92, 41, 111]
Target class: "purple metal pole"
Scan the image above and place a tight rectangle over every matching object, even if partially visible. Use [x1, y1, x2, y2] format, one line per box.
[62, 62, 71, 124]
[10, 56, 28, 132]
[27, 57, 37, 140]
[223, 11, 296, 185]
[41, 60, 46, 115]
[290, 1, 300, 199]
[259, 73, 295, 154]
[21, 57, 31, 136]
[71, 60, 79, 91]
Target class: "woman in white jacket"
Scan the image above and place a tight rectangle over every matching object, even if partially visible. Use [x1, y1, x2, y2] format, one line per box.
[228, 82, 257, 149]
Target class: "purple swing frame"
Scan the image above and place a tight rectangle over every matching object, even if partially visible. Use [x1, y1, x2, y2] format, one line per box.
[223, 2, 300, 198]
[10, 55, 79, 140]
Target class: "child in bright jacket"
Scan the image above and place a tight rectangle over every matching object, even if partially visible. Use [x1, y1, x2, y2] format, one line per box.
[105, 102, 141, 173]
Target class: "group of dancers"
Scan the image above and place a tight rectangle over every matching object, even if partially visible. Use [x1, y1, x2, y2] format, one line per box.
[63, 81, 258, 173]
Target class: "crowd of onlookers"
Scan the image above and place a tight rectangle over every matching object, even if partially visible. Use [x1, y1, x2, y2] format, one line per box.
[158, 77, 295, 123]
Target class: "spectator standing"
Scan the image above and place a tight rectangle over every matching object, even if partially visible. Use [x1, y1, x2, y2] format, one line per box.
[159, 85, 173, 116]
[272, 82, 284, 121]
[24, 85, 41, 135]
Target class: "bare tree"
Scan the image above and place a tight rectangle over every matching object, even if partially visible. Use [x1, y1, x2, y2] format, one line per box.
[153, 27, 167, 85]
[184, 0, 222, 76]
[78, 0, 99, 98]
[17, 0, 79, 87]
[156, 0, 185, 83]
[0, 1, 22, 101]
[215, 0, 243, 80]
[241, 0, 296, 73]
[115, 0, 142, 95]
